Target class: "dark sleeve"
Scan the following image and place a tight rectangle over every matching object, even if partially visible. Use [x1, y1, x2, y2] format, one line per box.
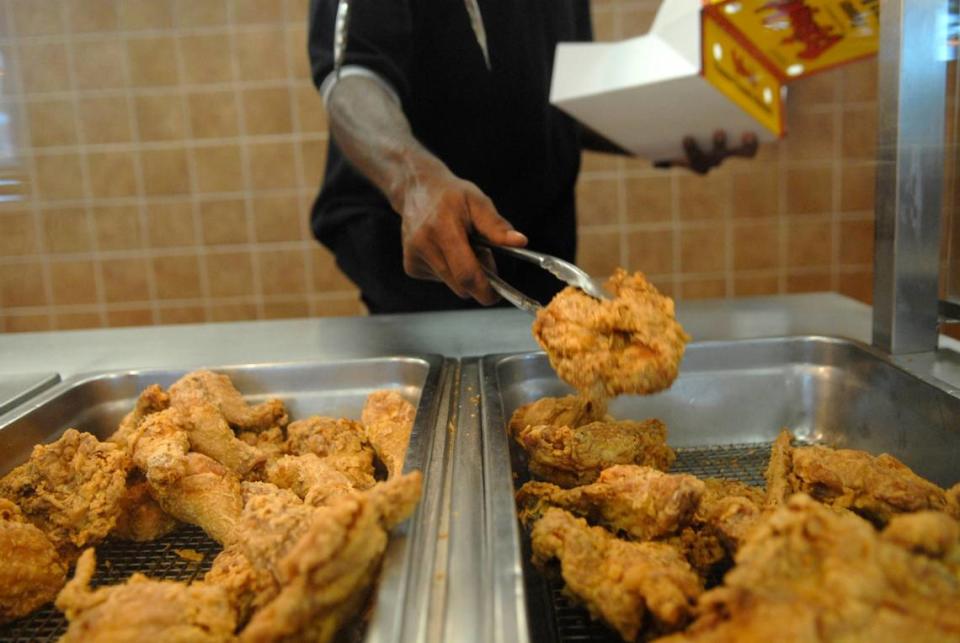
[308, 0, 414, 103]
[574, 0, 593, 42]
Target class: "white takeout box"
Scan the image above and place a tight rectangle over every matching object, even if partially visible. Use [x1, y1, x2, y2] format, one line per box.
[550, 0, 781, 161]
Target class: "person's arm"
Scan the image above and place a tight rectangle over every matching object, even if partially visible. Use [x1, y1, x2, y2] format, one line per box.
[326, 75, 527, 305]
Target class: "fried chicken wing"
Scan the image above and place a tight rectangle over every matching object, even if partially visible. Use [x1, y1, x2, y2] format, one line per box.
[516, 419, 675, 487]
[169, 370, 288, 432]
[286, 416, 376, 489]
[532, 269, 690, 399]
[56, 549, 235, 643]
[0, 498, 66, 624]
[0, 429, 130, 561]
[658, 494, 960, 643]
[517, 465, 704, 540]
[108, 384, 170, 451]
[763, 429, 954, 524]
[183, 402, 265, 477]
[508, 395, 608, 437]
[132, 409, 242, 544]
[265, 454, 354, 507]
[110, 479, 179, 542]
[531, 508, 701, 641]
[361, 390, 416, 478]
[238, 472, 422, 643]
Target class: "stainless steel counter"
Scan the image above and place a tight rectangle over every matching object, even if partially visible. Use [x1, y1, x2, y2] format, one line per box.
[0, 291, 957, 391]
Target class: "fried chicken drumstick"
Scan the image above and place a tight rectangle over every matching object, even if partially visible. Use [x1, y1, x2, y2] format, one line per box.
[361, 390, 416, 479]
[533, 269, 690, 399]
[169, 370, 288, 432]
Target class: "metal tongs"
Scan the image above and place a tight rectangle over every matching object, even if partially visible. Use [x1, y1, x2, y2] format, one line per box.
[471, 238, 610, 315]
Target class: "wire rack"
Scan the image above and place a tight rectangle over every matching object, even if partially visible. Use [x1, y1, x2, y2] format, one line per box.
[524, 442, 773, 643]
[0, 525, 221, 642]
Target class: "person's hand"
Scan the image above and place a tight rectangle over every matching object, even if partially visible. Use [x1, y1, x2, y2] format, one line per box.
[654, 130, 759, 175]
[395, 164, 527, 305]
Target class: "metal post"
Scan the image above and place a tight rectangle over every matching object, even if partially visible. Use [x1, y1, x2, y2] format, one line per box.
[872, 0, 948, 354]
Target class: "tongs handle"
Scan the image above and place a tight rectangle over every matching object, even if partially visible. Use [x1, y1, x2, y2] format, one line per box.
[472, 237, 609, 301]
[470, 238, 542, 314]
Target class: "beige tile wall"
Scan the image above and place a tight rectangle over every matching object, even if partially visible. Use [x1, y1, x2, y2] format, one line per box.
[0, 0, 917, 333]
[0, 0, 360, 333]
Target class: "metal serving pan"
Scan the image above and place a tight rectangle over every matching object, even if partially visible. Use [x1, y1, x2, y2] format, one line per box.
[478, 336, 960, 643]
[0, 373, 60, 418]
[0, 355, 450, 643]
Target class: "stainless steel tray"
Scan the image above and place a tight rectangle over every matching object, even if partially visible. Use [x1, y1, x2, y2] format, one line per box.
[0, 355, 451, 643]
[477, 336, 960, 643]
[0, 373, 60, 417]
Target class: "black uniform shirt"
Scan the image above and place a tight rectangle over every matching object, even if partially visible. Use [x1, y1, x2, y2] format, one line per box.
[308, 0, 592, 313]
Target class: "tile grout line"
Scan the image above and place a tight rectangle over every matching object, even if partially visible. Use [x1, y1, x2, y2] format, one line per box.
[670, 169, 681, 298]
[5, 1, 56, 330]
[62, 2, 108, 329]
[0, 238, 322, 264]
[777, 121, 787, 294]
[226, 0, 265, 320]
[284, 11, 317, 318]
[16, 129, 327, 156]
[171, 2, 214, 324]
[831, 75, 843, 293]
[116, 18, 163, 326]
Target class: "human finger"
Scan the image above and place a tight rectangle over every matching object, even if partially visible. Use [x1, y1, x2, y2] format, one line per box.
[466, 191, 527, 248]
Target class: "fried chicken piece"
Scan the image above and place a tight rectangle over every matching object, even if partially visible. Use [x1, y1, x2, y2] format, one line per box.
[516, 419, 675, 487]
[659, 494, 960, 643]
[238, 427, 286, 462]
[660, 527, 728, 581]
[265, 454, 354, 507]
[56, 549, 235, 643]
[531, 508, 700, 641]
[508, 395, 608, 437]
[239, 472, 422, 643]
[517, 465, 704, 540]
[763, 429, 794, 507]
[183, 402, 264, 477]
[0, 498, 66, 624]
[0, 429, 130, 561]
[110, 479, 179, 542]
[361, 390, 416, 478]
[763, 429, 954, 525]
[948, 483, 960, 517]
[236, 482, 315, 579]
[108, 384, 170, 451]
[132, 409, 242, 545]
[286, 416, 376, 489]
[532, 269, 690, 399]
[169, 369, 288, 431]
[882, 511, 960, 562]
[205, 546, 277, 627]
[693, 479, 765, 553]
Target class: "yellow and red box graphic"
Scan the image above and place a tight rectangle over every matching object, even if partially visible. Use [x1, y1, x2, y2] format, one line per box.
[703, 0, 879, 81]
[701, 13, 786, 136]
